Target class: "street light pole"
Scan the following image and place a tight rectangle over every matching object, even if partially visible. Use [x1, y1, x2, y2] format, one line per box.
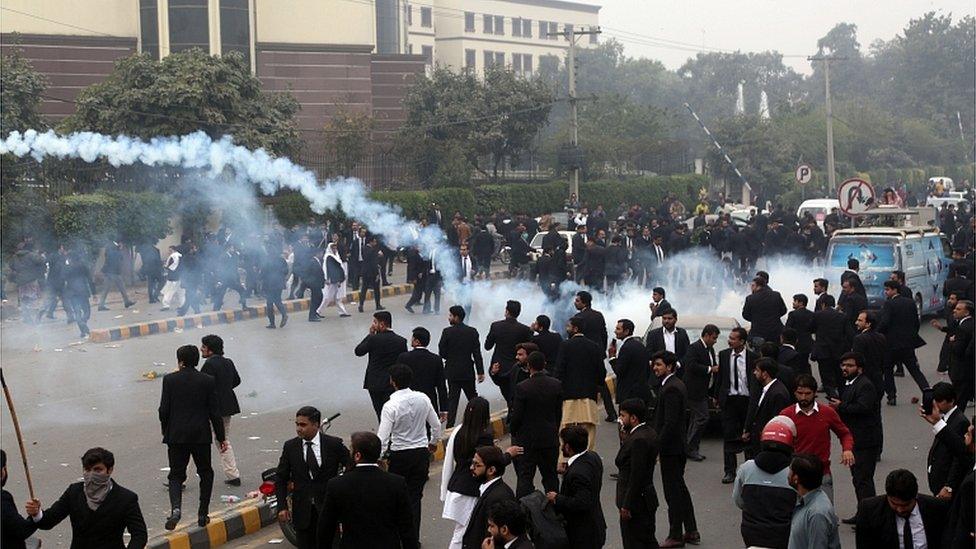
[808, 54, 847, 194]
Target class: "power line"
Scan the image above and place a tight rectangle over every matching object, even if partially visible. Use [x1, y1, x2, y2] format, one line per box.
[0, 6, 116, 37]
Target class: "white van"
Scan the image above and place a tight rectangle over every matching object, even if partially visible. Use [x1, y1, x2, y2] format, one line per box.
[825, 226, 951, 315]
[797, 199, 841, 229]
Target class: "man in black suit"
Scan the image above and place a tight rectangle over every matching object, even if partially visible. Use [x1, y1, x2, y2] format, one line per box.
[785, 293, 814, 367]
[261, 244, 290, 328]
[920, 382, 973, 498]
[615, 398, 660, 549]
[404, 247, 427, 314]
[809, 294, 854, 397]
[509, 351, 562, 498]
[649, 287, 673, 321]
[485, 500, 535, 549]
[317, 432, 417, 549]
[743, 358, 791, 458]
[530, 314, 563, 365]
[877, 280, 930, 396]
[944, 424, 975, 548]
[839, 278, 868, 327]
[25, 447, 147, 549]
[682, 324, 721, 462]
[853, 311, 889, 409]
[572, 290, 616, 421]
[779, 328, 811, 377]
[346, 226, 365, 294]
[855, 469, 949, 549]
[554, 317, 607, 451]
[306, 249, 325, 322]
[645, 309, 690, 366]
[841, 258, 867, 297]
[948, 299, 975, 410]
[610, 318, 652, 405]
[2, 450, 37, 549]
[439, 305, 485, 427]
[741, 276, 787, 345]
[200, 334, 243, 486]
[462, 446, 517, 549]
[485, 300, 533, 405]
[812, 278, 833, 312]
[397, 327, 448, 416]
[651, 350, 700, 547]
[546, 425, 607, 548]
[717, 327, 759, 484]
[354, 311, 408, 420]
[830, 352, 881, 523]
[159, 344, 226, 529]
[358, 236, 385, 312]
[275, 407, 350, 549]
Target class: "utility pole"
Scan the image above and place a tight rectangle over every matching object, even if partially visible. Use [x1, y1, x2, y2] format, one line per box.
[808, 54, 847, 193]
[548, 26, 600, 199]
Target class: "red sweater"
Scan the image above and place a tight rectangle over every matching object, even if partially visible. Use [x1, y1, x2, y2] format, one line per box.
[780, 402, 854, 475]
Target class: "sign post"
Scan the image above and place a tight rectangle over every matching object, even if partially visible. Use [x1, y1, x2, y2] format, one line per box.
[837, 177, 876, 228]
[795, 164, 812, 200]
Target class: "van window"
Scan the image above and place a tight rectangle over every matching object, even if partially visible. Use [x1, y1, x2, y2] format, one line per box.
[828, 241, 896, 269]
[799, 207, 828, 222]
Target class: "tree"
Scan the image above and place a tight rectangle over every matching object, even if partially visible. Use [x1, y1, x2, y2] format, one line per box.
[323, 107, 374, 177]
[62, 49, 301, 157]
[1, 47, 48, 189]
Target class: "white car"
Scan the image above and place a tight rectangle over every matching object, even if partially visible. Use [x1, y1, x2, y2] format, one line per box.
[528, 230, 576, 261]
[797, 198, 841, 229]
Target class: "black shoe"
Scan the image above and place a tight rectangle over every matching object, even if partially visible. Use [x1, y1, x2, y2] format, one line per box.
[893, 369, 905, 377]
[98, 306, 110, 311]
[684, 531, 702, 545]
[165, 509, 181, 530]
[358, 306, 364, 313]
[265, 324, 276, 329]
[376, 305, 386, 311]
[124, 301, 135, 308]
[687, 453, 705, 462]
[340, 313, 351, 318]
[280, 315, 288, 328]
[225, 477, 241, 486]
[609, 472, 619, 480]
[887, 397, 897, 406]
[198, 515, 210, 527]
[841, 516, 857, 525]
[721, 473, 735, 484]
[405, 305, 415, 314]
[308, 317, 321, 322]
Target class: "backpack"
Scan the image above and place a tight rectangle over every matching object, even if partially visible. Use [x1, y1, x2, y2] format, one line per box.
[519, 491, 569, 549]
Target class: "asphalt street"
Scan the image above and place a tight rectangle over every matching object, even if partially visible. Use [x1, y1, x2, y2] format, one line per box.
[0, 280, 957, 548]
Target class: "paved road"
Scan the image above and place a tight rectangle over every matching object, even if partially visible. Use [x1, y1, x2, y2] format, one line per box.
[0, 281, 955, 548]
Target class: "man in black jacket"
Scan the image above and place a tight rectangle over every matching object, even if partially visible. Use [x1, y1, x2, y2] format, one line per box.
[354, 311, 408, 420]
[785, 294, 815, 366]
[853, 311, 889, 409]
[200, 334, 243, 486]
[717, 327, 759, 484]
[554, 317, 606, 451]
[404, 247, 427, 314]
[645, 309, 690, 365]
[261, 245, 289, 328]
[462, 446, 517, 549]
[485, 500, 535, 549]
[682, 324, 721, 462]
[485, 300, 533, 405]
[838, 278, 868, 327]
[948, 299, 975, 410]
[778, 328, 811, 377]
[855, 469, 949, 549]
[439, 306, 485, 427]
[830, 352, 881, 523]
[809, 294, 854, 397]
[877, 280, 930, 396]
[317, 432, 416, 549]
[357, 236, 385, 313]
[530, 314, 562, 365]
[397, 327, 448, 417]
[275, 407, 350, 549]
[509, 351, 563, 498]
[743, 358, 791, 459]
[615, 398, 660, 549]
[651, 350, 699, 547]
[741, 276, 787, 345]
[26, 447, 147, 549]
[2, 450, 38, 549]
[97, 240, 135, 310]
[305, 249, 325, 322]
[159, 345, 226, 529]
[572, 290, 616, 421]
[547, 425, 607, 549]
[920, 382, 973, 498]
[610, 319, 651, 405]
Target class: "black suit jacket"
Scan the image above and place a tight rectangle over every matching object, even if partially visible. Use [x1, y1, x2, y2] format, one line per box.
[275, 433, 350, 529]
[573, 308, 609, 352]
[305, 257, 325, 287]
[745, 379, 792, 442]
[836, 375, 881, 450]
[200, 355, 242, 417]
[855, 494, 948, 549]
[778, 345, 809, 374]
[318, 465, 417, 549]
[610, 337, 651, 403]
[554, 451, 607, 549]
[785, 308, 815, 355]
[615, 423, 659, 514]
[742, 287, 787, 341]
[950, 317, 975, 384]
[553, 335, 606, 401]
[531, 330, 563, 365]
[715, 348, 759, 404]
[484, 318, 533, 373]
[397, 348, 448, 412]
[877, 295, 925, 350]
[360, 245, 382, 280]
[839, 291, 868, 325]
[509, 372, 563, 448]
[32, 481, 147, 549]
[354, 330, 408, 391]
[439, 323, 485, 381]
[462, 479, 516, 549]
[810, 308, 854, 360]
[653, 374, 688, 456]
[927, 407, 973, 494]
[681, 339, 717, 402]
[945, 470, 974, 548]
[2, 489, 37, 549]
[645, 327, 690, 363]
[158, 367, 225, 444]
[852, 330, 887, 382]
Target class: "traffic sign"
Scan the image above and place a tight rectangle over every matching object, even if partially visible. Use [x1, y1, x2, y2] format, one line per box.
[837, 178, 876, 215]
[795, 164, 813, 185]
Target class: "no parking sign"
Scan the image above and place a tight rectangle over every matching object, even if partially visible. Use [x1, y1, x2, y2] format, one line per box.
[837, 178, 875, 215]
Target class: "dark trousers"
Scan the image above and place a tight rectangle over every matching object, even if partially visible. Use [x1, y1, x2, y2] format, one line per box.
[308, 286, 323, 320]
[599, 380, 616, 419]
[288, 275, 304, 299]
[405, 276, 425, 308]
[347, 262, 361, 293]
[422, 275, 441, 313]
[513, 445, 559, 498]
[660, 454, 696, 539]
[795, 353, 812, 376]
[387, 447, 430, 542]
[954, 378, 974, 412]
[685, 399, 708, 456]
[44, 286, 68, 317]
[147, 272, 164, 302]
[888, 348, 930, 392]
[177, 282, 201, 315]
[265, 289, 287, 325]
[359, 277, 381, 309]
[98, 273, 131, 307]
[882, 363, 898, 399]
[167, 443, 214, 515]
[817, 358, 841, 393]
[294, 505, 319, 549]
[490, 367, 514, 405]
[850, 446, 879, 512]
[368, 387, 394, 421]
[446, 379, 478, 428]
[67, 294, 90, 336]
[620, 503, 657, 549]
[721, 395, 750, 475]
[212, 281, 248, 311]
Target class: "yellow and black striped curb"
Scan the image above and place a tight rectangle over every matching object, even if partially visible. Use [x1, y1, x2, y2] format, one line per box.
[147, 500, 275, 549]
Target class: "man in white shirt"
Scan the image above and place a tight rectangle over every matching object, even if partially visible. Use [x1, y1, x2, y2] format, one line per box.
[855, 469, 950, 549]
[378, 364, 442, 542]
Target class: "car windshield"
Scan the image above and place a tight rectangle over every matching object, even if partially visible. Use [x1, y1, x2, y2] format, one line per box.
[799, 207, 828, 222]
[828, 240, 896, 269]
[529, 233, 546, 248]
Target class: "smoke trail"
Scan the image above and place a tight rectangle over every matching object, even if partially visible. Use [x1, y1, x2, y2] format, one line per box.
[1, 129, 459, 284]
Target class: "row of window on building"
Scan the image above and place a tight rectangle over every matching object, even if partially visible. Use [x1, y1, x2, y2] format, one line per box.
[464, 49, 561, 75]
[406, 5, 434, 28]
[463, 11, 597, 43]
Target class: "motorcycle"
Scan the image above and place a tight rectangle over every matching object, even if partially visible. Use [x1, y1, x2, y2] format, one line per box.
[259, 412, 341, 547]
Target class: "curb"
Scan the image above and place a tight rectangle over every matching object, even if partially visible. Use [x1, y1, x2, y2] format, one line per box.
[147, 499, 276, 549]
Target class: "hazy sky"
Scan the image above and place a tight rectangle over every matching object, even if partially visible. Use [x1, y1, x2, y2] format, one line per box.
[593, 0, 974, 74]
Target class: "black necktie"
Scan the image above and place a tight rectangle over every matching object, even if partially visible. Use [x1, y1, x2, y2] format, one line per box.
[902, 515, 913, 549]
[305, 440, 320, 478]
[732, 353, 741, 391]
[709, 348, 717, 367]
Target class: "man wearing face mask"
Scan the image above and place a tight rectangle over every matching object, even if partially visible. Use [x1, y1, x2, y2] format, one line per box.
[2, 449, 38, 549]
[25, 447, 148, 548]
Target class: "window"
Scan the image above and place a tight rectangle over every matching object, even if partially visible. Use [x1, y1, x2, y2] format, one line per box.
[406, 4, 412, 25]
[484, 50, 494, 69]
[464, 12, 475, 32]
[420, 7, 431, 28]
[494, 15, 504, 35]
[139, 0, 159, 59]
[548, 21, 560, 39]
[589, 25, 599, 43]
[565, 23, 574, 35]
[495, 51, 504, 65]
[407, 43, 413, 54]
[512, 53, 521, 72]
[522, 54, 532, 74]
[168, 0, 209, 54]
[465, 48, 476, 69]
[421, 45, 433, 64]
[483, 14, 493, 34]
[522, 18, 532, 37]
[220, 0, 251, 64]
[512, 17, 522, 37]
[539, 20, 547, 38]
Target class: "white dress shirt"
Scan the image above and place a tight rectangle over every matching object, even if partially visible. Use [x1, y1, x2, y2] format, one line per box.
[479, 476, 502, 496]
[757, 378, 776, 408]
[932, 406, 959, 435]
[895, 503, 927, 549]
[377, 388, 442, 451]
[304, 434, 322, 466]
[663, 328, 677, 353]
[728, 351, 750, 397]
[460, 254, 473, 282]
[566, 451, 586, 468]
